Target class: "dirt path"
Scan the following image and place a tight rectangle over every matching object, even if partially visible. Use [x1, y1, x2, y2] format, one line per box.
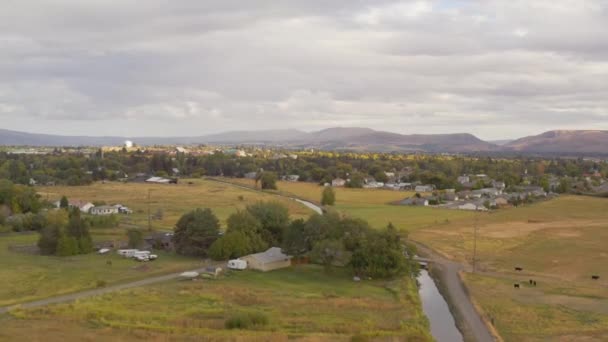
[0, 263, 223, 314]
[215, 178, 496, 341]
[415, 242, 497, 342]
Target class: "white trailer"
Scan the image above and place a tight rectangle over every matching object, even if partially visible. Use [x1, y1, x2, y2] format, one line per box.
[227, 259, 247, 270]
[117, 249, 139, 258]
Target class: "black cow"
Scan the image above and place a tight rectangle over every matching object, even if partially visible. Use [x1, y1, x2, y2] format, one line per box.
[515, 267, 523, 271]
[592, 275, 600, 280]
[514, 284, 520, 289]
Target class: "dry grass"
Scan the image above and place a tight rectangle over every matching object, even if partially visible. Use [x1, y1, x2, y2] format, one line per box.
[1, 266, 433, 341]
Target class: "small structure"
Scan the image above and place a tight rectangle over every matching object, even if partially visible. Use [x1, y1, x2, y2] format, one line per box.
[54, 200, 94, 213]
[400, 197, 429, 206]
[331, 178, 346, 187]
[244, 172, 258, 179]
[415, 185, 435, 193]
[228, 259, 247, 270]
[146, 176, 172, 184]
[241, 247, 292, 272]
[202, 266, 223, 278]
[91, 205, 119, 215]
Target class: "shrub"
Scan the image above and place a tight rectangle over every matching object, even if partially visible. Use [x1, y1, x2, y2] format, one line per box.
[224, 311, 269, 330]
[96, 280, 107, 288]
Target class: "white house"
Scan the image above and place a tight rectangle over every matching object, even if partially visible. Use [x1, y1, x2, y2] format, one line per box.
[90, 205, 119, 215]
[332, 178, 346, 187]
[54, 200, 94, 213]
[415, 185, 434, 193]
[458, 202, 488, 211]
[241, 247, 292, 272]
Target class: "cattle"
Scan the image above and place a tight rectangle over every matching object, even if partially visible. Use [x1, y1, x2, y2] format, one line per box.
[533, 281, 537, 286]
[514, 284, 520, 289]
[515, 267, 523, 271]
[592, 275, 600, 280]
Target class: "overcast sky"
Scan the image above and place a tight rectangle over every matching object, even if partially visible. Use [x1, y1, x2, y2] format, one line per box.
[1, 0, 607, 140]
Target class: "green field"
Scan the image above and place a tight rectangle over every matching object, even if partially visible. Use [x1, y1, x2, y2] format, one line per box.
[1, 266, 432, 341]
[38, 179, 314, 231]
[413, 196, 608, 341]
[0, 233, 201, 307]
[219, 178, 471, 231]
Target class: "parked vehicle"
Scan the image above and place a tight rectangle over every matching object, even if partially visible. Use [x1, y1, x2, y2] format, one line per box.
[98, 248, 110, 254]
[117, 249, 138, 258]
[148, 254, 158, 261]
[227, 259, 247, 270]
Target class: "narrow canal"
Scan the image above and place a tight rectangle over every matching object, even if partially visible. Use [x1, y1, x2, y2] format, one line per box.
[417, 270, 463, 342]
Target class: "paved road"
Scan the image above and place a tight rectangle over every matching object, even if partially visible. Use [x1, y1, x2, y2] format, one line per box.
[0, 263, 223, 314]
[215, 178, 496, 341]
[415, 242, 496, 342]
[207, 177, 323, 215]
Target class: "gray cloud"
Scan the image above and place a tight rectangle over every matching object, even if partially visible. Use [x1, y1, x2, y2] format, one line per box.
[0, 0, 607, 139]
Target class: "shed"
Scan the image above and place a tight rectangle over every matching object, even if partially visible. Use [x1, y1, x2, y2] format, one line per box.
[241, 247, 292, 272]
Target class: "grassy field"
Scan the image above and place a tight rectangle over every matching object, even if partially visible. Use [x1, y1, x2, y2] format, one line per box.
[1, 266, 432, 341]
[413, 196, 608, 341]
[0, 233, 202, 307]
[218, 178, 471, 231]
[38, 179, 314, 231]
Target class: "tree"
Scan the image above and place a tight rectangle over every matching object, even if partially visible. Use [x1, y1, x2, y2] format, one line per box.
[247, 202, 290, 245]
[259, 172, 278, 190]
[56, 234, 79, 256]
[282, 219, 307, 262]
[311, 238, 350, 271]
[208, 231, 251, 260]
[37, 210, 69, 255]
[346, 173, 364, 188]
[127, 228, 144, 249]
[59, 196, 69, 209]
[225, 210, 267, 252]
[67, 208, 93, 254]
[321, 186, 335, 206]
[173, 208, 220, 257]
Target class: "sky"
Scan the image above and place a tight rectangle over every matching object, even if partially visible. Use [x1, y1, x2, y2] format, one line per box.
[1, 0, 607, 140]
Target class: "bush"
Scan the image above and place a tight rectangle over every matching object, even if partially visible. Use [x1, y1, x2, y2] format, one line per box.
[96, 280, 107, 288]
[225, 311, 269, 330]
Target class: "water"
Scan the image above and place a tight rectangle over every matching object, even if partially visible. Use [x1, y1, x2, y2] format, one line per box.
[418, 270, 463, 342]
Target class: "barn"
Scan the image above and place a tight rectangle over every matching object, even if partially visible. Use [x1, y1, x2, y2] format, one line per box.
[241, 247, 292, 272]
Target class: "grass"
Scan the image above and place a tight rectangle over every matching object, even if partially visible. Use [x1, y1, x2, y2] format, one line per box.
[0, 233, 202, 307]
[1, 265, 433, 341]
[37, 179, 314, 231]
[218, 178, 471, 231]
[411, 195, 608, 341]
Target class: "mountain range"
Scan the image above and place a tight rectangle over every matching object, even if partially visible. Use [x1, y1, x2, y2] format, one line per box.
[1, 128, 607, 155]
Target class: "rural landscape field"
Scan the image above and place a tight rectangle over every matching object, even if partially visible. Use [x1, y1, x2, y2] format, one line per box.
[2, 1, 608, 341]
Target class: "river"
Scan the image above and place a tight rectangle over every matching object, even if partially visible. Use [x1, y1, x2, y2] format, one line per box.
[417, 270, 463, 342]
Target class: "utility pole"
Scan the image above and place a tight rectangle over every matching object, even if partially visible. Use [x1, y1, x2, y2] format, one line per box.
[473, 213, 478, 273]
[148, 189, 151, 231]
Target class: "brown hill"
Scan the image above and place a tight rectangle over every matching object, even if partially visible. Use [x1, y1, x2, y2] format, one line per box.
[504, 130, 608, 154]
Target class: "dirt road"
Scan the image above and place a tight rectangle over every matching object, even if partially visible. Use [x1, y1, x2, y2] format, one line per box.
[0, 264, 222, 314]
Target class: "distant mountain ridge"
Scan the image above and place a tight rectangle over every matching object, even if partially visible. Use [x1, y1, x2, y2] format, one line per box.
[0, 128, 606, 155]
[503, 130, 608, 154]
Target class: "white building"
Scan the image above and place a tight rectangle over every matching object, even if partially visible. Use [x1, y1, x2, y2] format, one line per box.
[90, 206, 119, 215]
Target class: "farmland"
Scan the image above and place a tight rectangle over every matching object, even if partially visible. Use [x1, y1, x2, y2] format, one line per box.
[413, 196, 608, 341]
[218, 178, 471, 231]
[37, 179, 314, 231]
[1, 266, 432, 341]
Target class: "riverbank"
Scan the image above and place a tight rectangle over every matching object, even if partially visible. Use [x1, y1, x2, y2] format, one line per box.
[414, 242, 497, 342]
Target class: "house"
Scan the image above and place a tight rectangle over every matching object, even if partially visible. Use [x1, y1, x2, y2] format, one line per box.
[146, 176, 171, 184]
[244, 172, 258, 179]
[54, 200, 94, 213]
[283, 174, 300, 182]
[495, 197, 509, 207]
[241, 247, 292, 272]
[458, 202, 488, 211]
[175, 146, 188, 154]
[400, 197, 429, 206]
[457, 175, 470, 184]
[90, 205, 119, 215]
[492, 181, 506, 190]
[332, 178, 346, 187]
[441, 192, 459, 201]
[415, 185, 434, 193]
[144, 232, 174, 251]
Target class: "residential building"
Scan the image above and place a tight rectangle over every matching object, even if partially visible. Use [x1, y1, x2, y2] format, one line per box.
[415, 185, 434, 193]
[90, 206, 119, 215]
[241, 247, 292, 272]
[332, 178, 346, 187]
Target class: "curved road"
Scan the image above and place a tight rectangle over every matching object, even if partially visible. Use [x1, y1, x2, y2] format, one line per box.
[2, 179, 496, 342]
[214, 178, 495, 341]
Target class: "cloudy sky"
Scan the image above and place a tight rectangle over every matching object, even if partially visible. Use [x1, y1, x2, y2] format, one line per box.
[1, 0, 607, 140]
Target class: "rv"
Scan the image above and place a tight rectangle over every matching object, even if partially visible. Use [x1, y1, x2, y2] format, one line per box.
[227, 259, 247, 270]
[117, 249, 139, 258]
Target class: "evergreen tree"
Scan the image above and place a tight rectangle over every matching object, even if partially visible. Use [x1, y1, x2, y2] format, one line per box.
[321, 186, 336, 206]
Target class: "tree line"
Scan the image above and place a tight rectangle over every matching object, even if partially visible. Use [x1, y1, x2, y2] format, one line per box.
[172, 201, 417, 279]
